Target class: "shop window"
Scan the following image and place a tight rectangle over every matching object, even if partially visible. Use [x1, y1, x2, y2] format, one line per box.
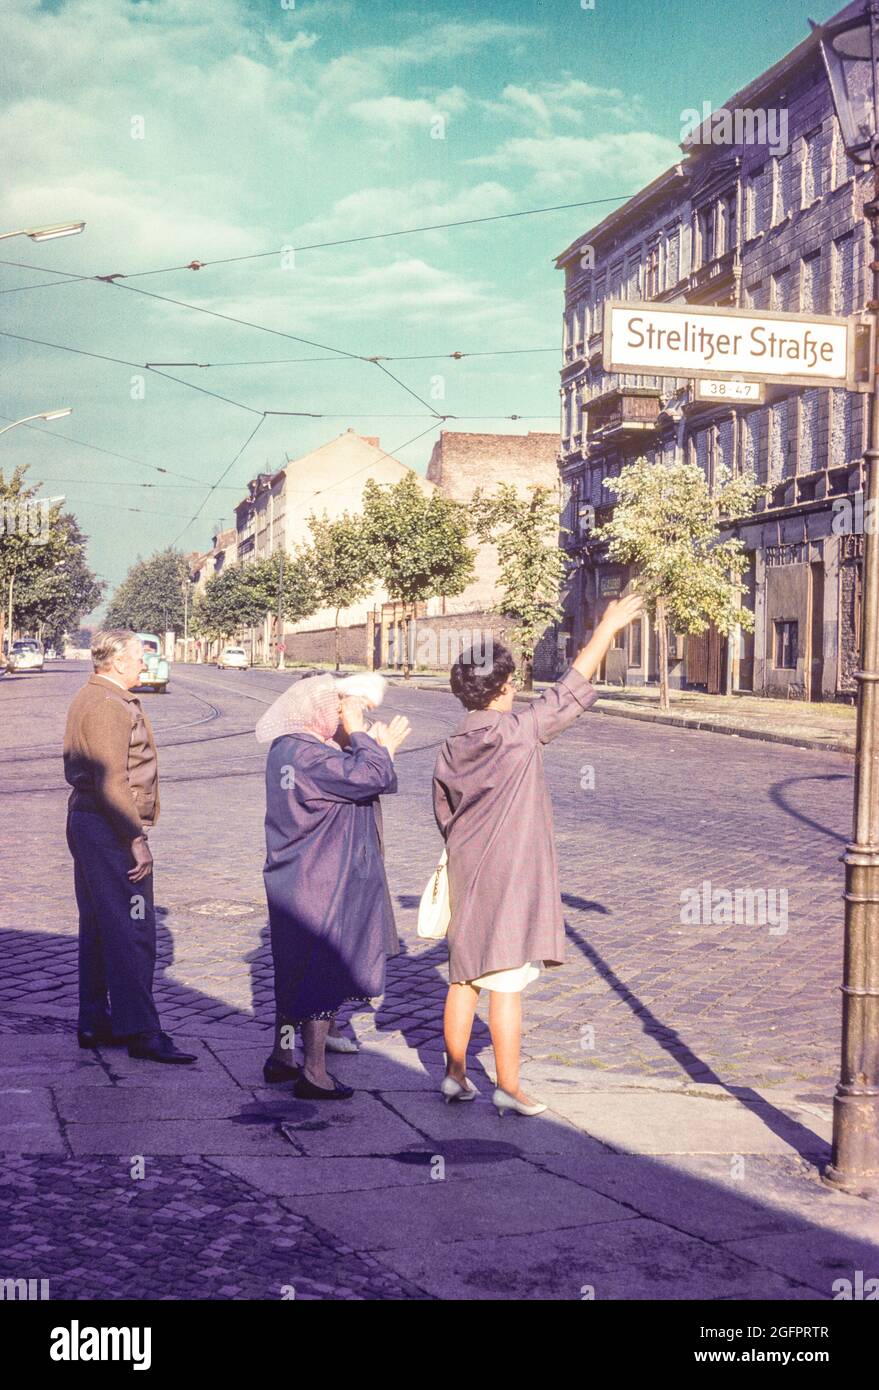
[628, 619, 642, 667]
[774, 620, 798, 669]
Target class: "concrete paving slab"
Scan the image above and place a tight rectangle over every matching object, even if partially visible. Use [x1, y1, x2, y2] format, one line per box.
[538, 1088, 831, 1157]
[51, 1083, 248, 1123]
[532, 1152, 874, 1244]
[319, 1050, 437, 1091]
[213, 1152, 538, 1197]
[281, 1170, 633, 1250]
[725, 1228, 879, 1297]
[378, 1090, 609, 1157]
[0, 1059, 114, 1087]
[370, 1217, 821, 1301]
[0, 1086, 66, 1153]
[66, 1117, 296, 1156]
[278, 1091, 424, 1157]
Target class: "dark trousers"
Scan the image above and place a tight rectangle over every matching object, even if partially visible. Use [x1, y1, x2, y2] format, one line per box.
[66, 809, 162, 1038]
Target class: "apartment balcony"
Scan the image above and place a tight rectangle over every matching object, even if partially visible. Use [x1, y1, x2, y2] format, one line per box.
[585, 387, 662, 440]
[687, 248, 736, 305]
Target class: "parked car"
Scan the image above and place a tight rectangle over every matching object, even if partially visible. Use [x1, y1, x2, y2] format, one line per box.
[134, 633, 170, 694]
[10, 639, 45, 673]
[217, 645, 249, 670]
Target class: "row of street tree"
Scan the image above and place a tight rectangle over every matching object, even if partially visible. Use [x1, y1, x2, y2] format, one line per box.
[100, 456, 758, 703]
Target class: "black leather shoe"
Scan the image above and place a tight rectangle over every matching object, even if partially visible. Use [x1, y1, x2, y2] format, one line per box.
[78, 1027, 126, 1049]
[293, 1074, 354, 1101]
[263, 1056, 301, 1084]
[128, 1032, 197, 1065]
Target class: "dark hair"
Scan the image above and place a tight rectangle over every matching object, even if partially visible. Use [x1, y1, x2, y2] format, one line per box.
[450, 643, 516, 710]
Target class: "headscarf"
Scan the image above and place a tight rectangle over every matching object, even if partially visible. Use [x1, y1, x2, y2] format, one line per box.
[255, 672, 387, 744]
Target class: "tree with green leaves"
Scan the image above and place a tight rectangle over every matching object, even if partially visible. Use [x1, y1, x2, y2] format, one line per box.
[362, 472, 475, 676]
[15, 515, 105, 647]
[192, 551, 320, 658]
[306, 510, 376, 670]
[1, 467, 103, 653]
[470, 483, 567, 691]
[105, 548, 191, 635]
[594, 456, 759, 711]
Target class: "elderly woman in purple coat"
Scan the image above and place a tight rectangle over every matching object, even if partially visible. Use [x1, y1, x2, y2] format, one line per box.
[257, 673, 410, 1100]
[433, 593, 643, 1117]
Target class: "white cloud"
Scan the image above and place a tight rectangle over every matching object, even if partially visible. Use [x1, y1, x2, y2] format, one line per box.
[469, 132, 680, 195]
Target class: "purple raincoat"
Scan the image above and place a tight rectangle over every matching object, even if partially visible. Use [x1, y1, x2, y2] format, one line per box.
[264, 730, 399, 1022]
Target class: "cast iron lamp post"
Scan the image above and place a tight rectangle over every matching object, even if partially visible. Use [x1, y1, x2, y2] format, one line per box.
[814, 2, 879, 1194]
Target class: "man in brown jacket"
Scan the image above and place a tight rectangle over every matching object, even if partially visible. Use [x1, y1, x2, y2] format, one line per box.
[63, 629, 195, 1064]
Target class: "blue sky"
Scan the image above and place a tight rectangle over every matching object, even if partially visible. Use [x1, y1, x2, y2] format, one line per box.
[0, 0, 846, 602]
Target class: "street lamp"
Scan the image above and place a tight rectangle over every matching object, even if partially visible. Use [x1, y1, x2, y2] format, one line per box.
[0, 408, 73, 438]
[813, 3, 879, 1195]
[0, 222, 85, 242]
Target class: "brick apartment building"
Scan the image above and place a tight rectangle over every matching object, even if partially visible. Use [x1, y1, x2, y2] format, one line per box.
[556, 0, 870, 700]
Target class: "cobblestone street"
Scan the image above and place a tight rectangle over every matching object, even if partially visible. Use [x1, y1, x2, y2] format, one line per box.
[2, 660, 877, 1300]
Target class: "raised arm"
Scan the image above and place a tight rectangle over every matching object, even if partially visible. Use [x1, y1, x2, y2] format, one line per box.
[522, 591, 644, 744]
[572, 592, 644, 682]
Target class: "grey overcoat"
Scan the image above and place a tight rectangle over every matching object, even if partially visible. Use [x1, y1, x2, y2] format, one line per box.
[432, 668, 599, 983]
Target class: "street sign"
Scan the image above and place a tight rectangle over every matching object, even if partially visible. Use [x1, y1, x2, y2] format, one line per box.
[695, 378, 764, 403]
[603, 300, 852, 389]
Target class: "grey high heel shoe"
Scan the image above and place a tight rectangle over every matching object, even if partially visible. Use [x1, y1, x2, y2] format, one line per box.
[440, 1074, 477, 1103]
[492, 1087, 547, 1117]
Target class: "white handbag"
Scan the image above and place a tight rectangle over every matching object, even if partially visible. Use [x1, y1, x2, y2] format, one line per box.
[417, 848, 451, 940]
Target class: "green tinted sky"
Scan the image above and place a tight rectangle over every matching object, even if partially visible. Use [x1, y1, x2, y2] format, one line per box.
[1, 0, 847, 597]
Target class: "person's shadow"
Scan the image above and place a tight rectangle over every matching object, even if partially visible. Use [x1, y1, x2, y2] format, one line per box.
[3, 913, 878, 1300]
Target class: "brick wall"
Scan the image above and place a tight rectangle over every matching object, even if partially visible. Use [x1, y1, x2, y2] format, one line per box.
[282, 624, 368, 667]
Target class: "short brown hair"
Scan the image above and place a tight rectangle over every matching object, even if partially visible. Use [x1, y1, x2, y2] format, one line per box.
[91, 628, 136, 672]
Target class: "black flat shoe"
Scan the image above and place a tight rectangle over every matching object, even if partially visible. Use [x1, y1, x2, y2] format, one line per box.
[293, 1074, 354, 1101]
[78, 1028, 126, 1049]
[263, 1056, 301, 1084]
[128, 1032, 197, 1065]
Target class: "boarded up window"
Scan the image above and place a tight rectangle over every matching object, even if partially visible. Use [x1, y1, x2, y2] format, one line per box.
[717, 418, 735, 477]
[769, 399, 789, 482]
[832, 233, 855, 315]
[802, 127, 823, 203]
[801, 250, 822, 312]
[665, 226, 680, 284]
[799, 390, 820, 473]
[742, 409, 763, 483]
[830, 387, 854, 467]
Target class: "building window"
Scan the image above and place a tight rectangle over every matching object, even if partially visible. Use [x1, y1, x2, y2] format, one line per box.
[723, 189, 734, 254]
[626, 253, 640, 299]
[774, 620, 798, 670]
[628, 619, 642, 668]
[645, 242, 660, 298]
[830, 387, 855, 469]
[832, 232, 855, 316]
[741, 408, 765, 484]
[593, 273, 606, 332]
[771, 265, 794, 312]
[769, 398, 790, 482]
[665, 225, 680, 284]
[801, 250, 822, 312]
[696, 203, 715, 265]
[799, 390, 820, 473]
[802, 127, 823, 204]
[832, 115, 852, 189]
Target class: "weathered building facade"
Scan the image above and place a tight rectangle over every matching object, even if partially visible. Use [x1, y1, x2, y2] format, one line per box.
[556, 3, 870, 700]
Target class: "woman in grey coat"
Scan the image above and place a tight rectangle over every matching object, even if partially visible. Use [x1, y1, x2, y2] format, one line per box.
[433, 593, 643, 1116]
